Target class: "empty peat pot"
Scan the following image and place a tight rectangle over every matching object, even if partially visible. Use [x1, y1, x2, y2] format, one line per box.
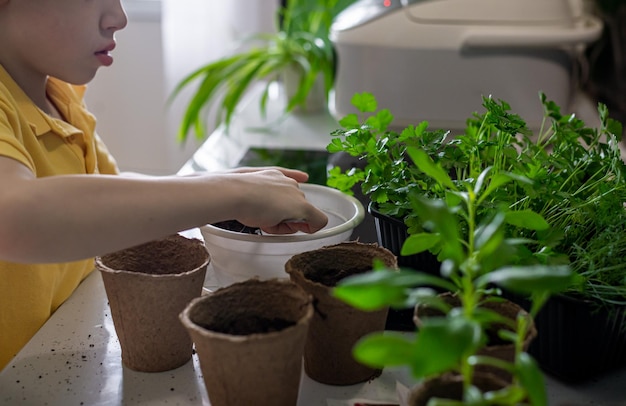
[179, 278, 314, 406]
[96, 234, 210, 372]
[285, 241, 398, 385]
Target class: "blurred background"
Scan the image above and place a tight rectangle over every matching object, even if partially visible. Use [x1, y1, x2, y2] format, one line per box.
[85, 0, 626, 175]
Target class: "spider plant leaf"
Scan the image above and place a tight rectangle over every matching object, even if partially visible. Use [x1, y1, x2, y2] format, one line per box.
[220, 57, 273, 126]
[178, 68, 226, 142]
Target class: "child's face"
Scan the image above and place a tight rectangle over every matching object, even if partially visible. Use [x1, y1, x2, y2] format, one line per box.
[0, 0, 128, 86]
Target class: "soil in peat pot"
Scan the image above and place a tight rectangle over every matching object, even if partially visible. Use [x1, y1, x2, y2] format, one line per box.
[303, 264, 373, 287]
[196, 313, 296, 336]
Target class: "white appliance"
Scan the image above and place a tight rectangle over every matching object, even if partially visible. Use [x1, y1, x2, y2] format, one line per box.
[330, 0, 603, 131]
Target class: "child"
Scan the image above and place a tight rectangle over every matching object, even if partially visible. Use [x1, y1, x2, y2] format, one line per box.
[0, 0, 328, 370]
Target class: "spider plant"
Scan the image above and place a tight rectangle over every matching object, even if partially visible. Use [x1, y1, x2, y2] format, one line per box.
[169, 0, 355, 143]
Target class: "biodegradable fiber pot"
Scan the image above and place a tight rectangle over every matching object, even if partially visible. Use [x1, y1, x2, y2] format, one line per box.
[95, 234, 210, 372]
[405, 372, 509, 406]
[285, 241, 398, 385]
[414, 293, 537, 383]
[179, 278, 314, 406]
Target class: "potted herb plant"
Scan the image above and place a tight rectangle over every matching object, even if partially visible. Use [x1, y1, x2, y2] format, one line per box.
[332, 157, 576, 405]
[326, 91, 626, 381]
[169, 0, 356, 142]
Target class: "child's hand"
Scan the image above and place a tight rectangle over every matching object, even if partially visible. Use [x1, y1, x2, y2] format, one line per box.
[225, 167, 328, 234]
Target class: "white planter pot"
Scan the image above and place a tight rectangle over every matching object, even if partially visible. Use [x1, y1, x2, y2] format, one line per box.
[200, 184, 364, 287]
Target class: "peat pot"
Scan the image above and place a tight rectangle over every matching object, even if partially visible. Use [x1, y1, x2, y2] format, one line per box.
[414, 293, 537, 383]
[405, 372, 509, 406]
[285, 241, 398, 385]
[95, 234, 210, 372]
[201, 183, 364, 287]
[179, 278, 313, 406]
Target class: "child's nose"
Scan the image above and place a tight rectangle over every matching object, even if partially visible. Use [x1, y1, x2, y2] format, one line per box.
[102, 0, 128, 32]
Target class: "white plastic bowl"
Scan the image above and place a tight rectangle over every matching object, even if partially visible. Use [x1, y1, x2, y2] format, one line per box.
[200, 183, 364, 287]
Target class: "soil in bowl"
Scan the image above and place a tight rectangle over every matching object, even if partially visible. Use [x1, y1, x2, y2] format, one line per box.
[212, 220, 261, 235]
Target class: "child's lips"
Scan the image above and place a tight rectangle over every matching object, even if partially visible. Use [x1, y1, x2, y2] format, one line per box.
[96, 42, 116, 54]
[95, 42, 116, 66]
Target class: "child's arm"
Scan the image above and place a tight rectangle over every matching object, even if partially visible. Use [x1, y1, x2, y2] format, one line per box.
[0, 156, 328, 264]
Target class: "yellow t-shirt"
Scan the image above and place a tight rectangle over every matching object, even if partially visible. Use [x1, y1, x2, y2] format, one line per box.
[0, 65, 119, 370]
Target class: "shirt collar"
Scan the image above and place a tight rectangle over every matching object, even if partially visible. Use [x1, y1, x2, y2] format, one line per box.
[0, 65, 83, 138]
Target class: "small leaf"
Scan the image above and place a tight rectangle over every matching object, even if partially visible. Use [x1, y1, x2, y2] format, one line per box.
[338, 113, 360, 129]
[351, 92, 377, 112]
[474, 212, 505, 253]
[477, 265, 575, 295]
[408, 317, 483, 377]
[505, 210, 550, 231]
[406, 147, 457, 190]
[401, 232, 440, 256]
[352, 332, 415, 367]
[333, 268, 457, 310]
[516, 352, 548, 406]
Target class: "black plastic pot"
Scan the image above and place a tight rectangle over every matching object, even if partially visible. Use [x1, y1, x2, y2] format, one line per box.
[503, 289, 626, 383]
[368, 203, 441, 331]
[528, 294, 626, 383]
[368, 203, 440, 274]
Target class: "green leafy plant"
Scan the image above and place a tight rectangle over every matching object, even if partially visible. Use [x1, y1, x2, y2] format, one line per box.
[333, 156, 577, 405]
[327, 92, 626, 308]
[169, 0, 355, 142]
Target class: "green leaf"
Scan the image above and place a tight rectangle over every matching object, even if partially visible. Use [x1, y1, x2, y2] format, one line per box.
[337, 113, 360, 129]
[352, 332, 416, 367]
[478, 172, 516, 204]
[356, 318, 482, 377]
[474, 212, 505, 253]
[333, 268, 457, 310]
[516, 352, 548, 406]
[401, 232, 440, 256]
[483, 386, 527, 405]
[505, 210, 550, 231]
[406, 147, 457, 191]
[410, 197, 464, 265]
[366, 109, 394, 132]
[351, 92, 377, 113]
[476, 265, 575, 295]
[408, 317, 483, 377]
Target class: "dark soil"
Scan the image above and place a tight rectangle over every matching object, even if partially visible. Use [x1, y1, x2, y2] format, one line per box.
[99, 234, 207, 275]
[213, 220, 262, 235]
[304, 265, 372, 287]
[198, 315, 296, 336]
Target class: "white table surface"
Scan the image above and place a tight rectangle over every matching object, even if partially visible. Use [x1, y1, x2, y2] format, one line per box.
[1, 259, 625, 406]
[0, 268, 416, 406]
[1, 88, 625, 405]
